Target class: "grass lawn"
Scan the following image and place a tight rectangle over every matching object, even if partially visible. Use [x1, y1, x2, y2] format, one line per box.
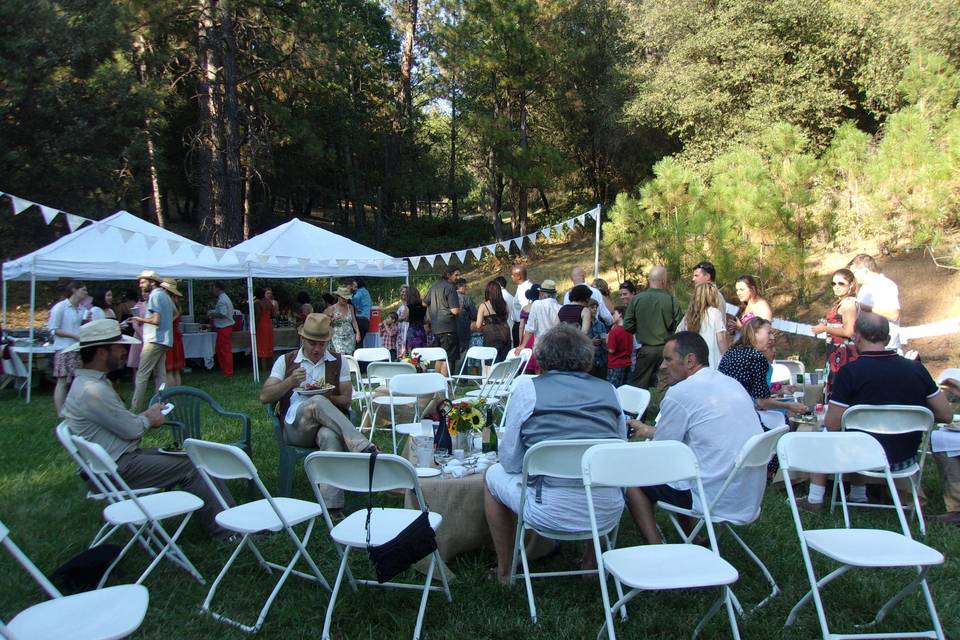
[2, 366, 958, 639]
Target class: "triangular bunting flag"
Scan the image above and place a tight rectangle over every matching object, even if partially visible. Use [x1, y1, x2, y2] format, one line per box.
[440, 252, 452, 264]
[276, 256, 290, 266]
[212, 248, 227, 261]
[144, 235, 158, 250]
[485, 244, 498, 255]
[190, 244, 204, 258]
[455, 250, 467, 263]
[542, 227, 552, 239]
[65, 213, 87, 232]
[234, 251, 249, 264]
[337, 259, 348, 267]
[118, 229, 134, 242]
[552, 224, 565, 234]
[256, 253, 269, 264]
[39, 205, 60, 224]
[297, 258, 310, 268]
[374, 259, 385, 269]
[577, 214, 587, 226]
[470, 247, 483, 260]
[409, 256, 423, 270]
[527, 233, 538, 244]
[423, 255, 437, 267]
[166, 239, 182, 253]
[10, 196, 33, 215]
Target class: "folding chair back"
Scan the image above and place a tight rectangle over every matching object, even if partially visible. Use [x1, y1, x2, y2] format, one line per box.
[467, 358, 522, 403]
[354, 347, 391, 364]
[304, 451, 418, 494]
[55, 422, 106, 494]
[841, 404, 934, 436]
[184, 438, 257, 481]
[583, 440, 699, 489]
[411, 347, 449, 365]
[614, 385, 651, 419]
[388, 372, 448, 398]
[458, 345, 497, 371]
[367, 361, 416, 381]
[506, 347, 532, 370]
[738, 425, 789, 469]
[773, 359, 804, 384]
[71, 435, 121, 477]
[777, 431, 889, 476]
[770, 363, 792, 385]
[523, 439, 616, 481]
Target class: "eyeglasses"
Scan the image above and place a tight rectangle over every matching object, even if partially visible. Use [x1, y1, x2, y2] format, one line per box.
[831, 281, 848, 286]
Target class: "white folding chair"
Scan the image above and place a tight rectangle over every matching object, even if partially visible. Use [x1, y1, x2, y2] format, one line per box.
[0, 519, 149, 640]
[773, 359, 805, 384]
[366, 361, 418, 435]
[770, 363, 792, 385]
[779, 432, 945, 639]
[582, 441, 741, 640]
[354, 346, 391, 365]
[451, 345, 498, 391]
[69, 435, 205, 588]
[658, 426, 788, 614]
[183, 439, 329, 633]
[385, 372, 448, 453]
[55, 423, 159, 549]
[344, 355, 373, 420]
[303, 451, 452, 640]
[461, 358, 523, 404]
[828, 404, 935, 535]
[510, 439, 627, 624]
[506, 347, 532, 371]
[411, 347, 450, 380]
[614, 385, 651, 420]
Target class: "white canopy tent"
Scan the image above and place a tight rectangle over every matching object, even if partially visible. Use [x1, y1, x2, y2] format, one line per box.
[224, 218, 408, 382]
[2, 211, 233, 401]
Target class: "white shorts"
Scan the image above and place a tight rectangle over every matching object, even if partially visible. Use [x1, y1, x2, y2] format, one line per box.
[485, 462, 623, 534]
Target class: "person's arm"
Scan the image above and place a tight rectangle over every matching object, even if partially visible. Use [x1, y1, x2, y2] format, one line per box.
[497, 379, 535, 474]
[754, 299, 773, 321]
[824, 402, 845, 431]
[579, 307, 591, 335]
[927, 391, 954, 424]
[594, 291, 613, 325]
[813, 298, 858, 338]
[351, 308, 361, 342]
[328, 375, 353, 412]
[757, 396, 808, 415]
[83, 383, 164, 439]
[259, 358, 305, 404]
[447, 288, 461, 317]
[623, 298, 637, 334]
[471, 303, 486, 332]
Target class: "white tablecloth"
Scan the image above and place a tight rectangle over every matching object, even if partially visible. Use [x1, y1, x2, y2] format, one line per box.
[181, 332, 216, 369]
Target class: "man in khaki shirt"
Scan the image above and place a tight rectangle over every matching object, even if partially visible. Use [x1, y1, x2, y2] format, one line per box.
[62, 319, 233, 537]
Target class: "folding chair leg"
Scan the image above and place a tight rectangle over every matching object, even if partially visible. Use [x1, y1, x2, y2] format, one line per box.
[919, 572, 946, 640]
[909, 477, 926, 536]
[785, 564, 850, 627]
[98, 522, 148, 588]
[518, 535, 537, 623]
[723, 587, 743, 640]
[855, 567, 931, 630]
[413, 553, 436, 640]
[322, 546, 352, 640]
[434, 550, 452, 603]
[134, 514, 203, 585]
[725, 525, 780, 613]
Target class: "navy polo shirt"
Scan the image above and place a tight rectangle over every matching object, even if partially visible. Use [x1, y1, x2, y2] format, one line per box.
[830, 350, 939, 464]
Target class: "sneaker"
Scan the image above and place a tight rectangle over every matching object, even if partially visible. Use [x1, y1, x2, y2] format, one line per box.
[794, 497, 825, 513]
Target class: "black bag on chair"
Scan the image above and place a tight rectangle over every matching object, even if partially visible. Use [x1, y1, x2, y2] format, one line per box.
[365, 451, 437, 584]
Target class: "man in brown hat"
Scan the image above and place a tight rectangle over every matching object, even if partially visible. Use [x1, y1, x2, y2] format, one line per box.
[260, 313, 376, 512]
[130, 269, 174, 412]
[63, 319, 234, 538]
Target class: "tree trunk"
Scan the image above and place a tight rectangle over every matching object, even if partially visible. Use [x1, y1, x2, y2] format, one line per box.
[489, 149, 505, 240]
[242, 163, 252, 239]
[132, 33, 164, 227]
[516, 88, 528, 236]
[448, 85, 458, 221]
[399, 0, 419, 221]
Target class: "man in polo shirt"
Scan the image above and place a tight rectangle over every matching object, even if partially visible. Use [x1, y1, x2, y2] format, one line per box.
[796, 312, 952, 512]
[130, 270, 173, 412]
[63, 319, 233, 537]
[425, 266, 461, 375]
[260, 313, 376, 512]
[623, 265, 683, 389]
[625, 331, 764, 543]
[207, 281, 235, 377]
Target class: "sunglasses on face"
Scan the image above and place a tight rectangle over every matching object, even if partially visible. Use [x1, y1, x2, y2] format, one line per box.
[832, 281, 848, 286]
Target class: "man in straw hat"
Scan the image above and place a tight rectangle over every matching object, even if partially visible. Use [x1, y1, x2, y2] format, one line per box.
[129, 269, 174, 412]
[62, 319, 234, 537]
[260, 313, 376, 513]
[513, 278, 561, 357]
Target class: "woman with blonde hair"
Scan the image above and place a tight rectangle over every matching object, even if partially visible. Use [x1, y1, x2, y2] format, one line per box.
[678, 282, 729, 369]
[592, 277, 616, 317]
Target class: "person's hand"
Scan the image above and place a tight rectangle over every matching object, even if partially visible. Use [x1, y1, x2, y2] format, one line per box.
[355, 333, 361, 343]
[592, 337, 602, 346]
[144, 404, 166, 428]
[786, 402, 808, 416]
[812, 323, 827, 335]
[288, 366, 307, 388]
[626, 419, 655, 440]
[725, 317, 740, 333]
[129, 316, 143, 324]
[513, 346, 523, 355]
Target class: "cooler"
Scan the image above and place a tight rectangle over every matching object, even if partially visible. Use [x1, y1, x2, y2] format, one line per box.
[369, 306, 381, 333]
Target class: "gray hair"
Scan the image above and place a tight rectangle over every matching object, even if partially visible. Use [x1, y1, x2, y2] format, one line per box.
[534, 324, 594, 372]
[855, 311, 890, 344]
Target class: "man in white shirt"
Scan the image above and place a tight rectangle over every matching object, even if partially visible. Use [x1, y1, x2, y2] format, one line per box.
[130, 270, 173, 412]
[260, 313, 376, 510]
[514, 279, 561, 355]
[625, 331, 765, 544]
[495, 276, 517, 346]
[48, 280, 87, 414]
[208, 281, 235, 377]
[511, 265, 533, 345]
[691, 259, 729, 313]
[562, 266, 612, 325]
[849, 254, 901, 350]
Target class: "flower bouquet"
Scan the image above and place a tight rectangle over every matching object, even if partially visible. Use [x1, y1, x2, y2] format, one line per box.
[401, 353, 429, 373]
[447, 398, 486, 452]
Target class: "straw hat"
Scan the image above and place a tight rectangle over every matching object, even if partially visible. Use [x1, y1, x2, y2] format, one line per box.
[334, 286, 353, 300]
[137, 269, 162, 283]
[160, 278, 182, 297]
[299, 313, 333, 342]
[63, 319, 140, 352]
[540, 279, 557, 294]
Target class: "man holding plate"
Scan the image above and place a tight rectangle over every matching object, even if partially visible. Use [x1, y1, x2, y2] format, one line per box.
[260, 313, 376, 511]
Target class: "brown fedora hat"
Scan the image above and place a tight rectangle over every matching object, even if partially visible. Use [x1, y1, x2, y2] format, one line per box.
[299, 313, 333, 342]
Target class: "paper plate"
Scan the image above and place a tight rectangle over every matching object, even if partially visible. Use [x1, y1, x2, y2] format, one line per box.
[416, 467, 441, 478]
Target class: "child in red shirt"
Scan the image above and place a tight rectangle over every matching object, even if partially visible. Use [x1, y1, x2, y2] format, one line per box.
[606, 307, 633, 387]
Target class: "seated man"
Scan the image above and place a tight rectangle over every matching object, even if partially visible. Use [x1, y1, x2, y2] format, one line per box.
[62, 319, 234, 538]
[484, 323, 626, 585]
[934, 377, 960, 525]
[626, 331, 765, 544]
[260, 313, 376, 513]
[799, 312, 952, 511]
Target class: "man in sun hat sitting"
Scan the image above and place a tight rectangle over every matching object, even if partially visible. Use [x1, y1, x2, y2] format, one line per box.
[260, 313, 376, 512]
[62, 319, 234, 537]
[129, 269, 173, 412]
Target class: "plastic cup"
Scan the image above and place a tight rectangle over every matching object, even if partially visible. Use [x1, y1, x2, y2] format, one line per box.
[413, 435, 433, 467]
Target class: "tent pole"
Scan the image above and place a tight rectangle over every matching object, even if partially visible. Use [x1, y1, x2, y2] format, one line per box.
[592, 203, 602, 280]
[26, 268, 35, 403]
[246, 275, 258, 384]
[2, 278, 7, 326]
[187, 280, 195, 320]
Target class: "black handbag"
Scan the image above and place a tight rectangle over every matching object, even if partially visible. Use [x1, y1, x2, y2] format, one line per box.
[365, 451, 438, 584]
[51, 544, 123, 592]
